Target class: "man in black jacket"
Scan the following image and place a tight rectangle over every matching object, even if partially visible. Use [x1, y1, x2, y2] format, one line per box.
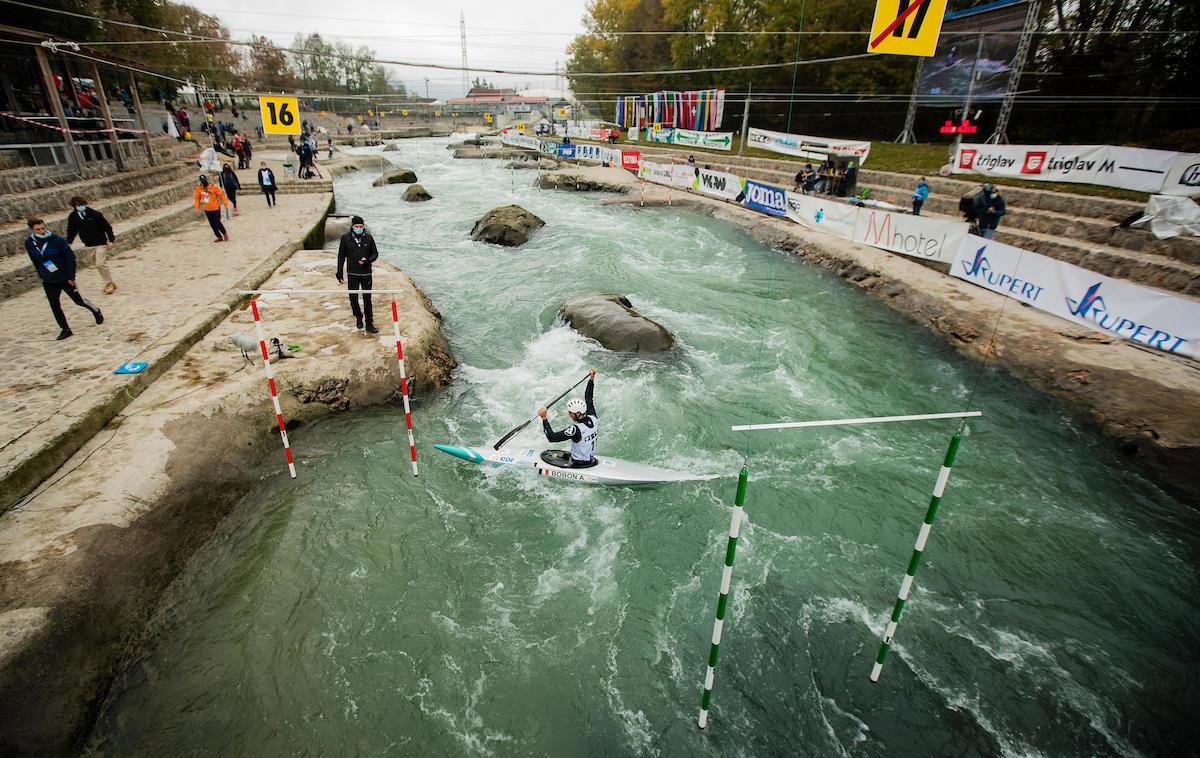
[256, 161, 277, 207]
[25, 217, 104, 340]
[336, 215, 379, 333]
[65, 196, 117, 294]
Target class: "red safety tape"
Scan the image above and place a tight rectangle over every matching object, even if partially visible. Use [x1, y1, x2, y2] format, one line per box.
[0, 111, 149, 135]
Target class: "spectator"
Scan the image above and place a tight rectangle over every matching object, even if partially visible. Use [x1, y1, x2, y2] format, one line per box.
[336, 215, 379, 333]
[974, 183, 1006, 239]
[175, 107, 190, 131]
[193, 175, 229, 242]
[25, 217, 103, 340]
[687, 154, 695, 167]
[257, 161, 277, 208]
[219, 164, 241, 215]
[64, 196, 118, 294]
[912, 177, 930, 216]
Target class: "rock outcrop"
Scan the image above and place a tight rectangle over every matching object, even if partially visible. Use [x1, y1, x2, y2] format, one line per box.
[470, 205, 545, 246]
[558, 294, 676, 352]
[372, 167, 418, 186]
[507, 158, 560, 171]
[381, 143, 399, 152]
[536, 170, 632, 194]
[324, 214, 354, 243]
[403, 184, 432, 202]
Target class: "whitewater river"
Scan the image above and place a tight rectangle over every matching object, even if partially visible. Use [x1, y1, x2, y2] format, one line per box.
[90, 139, 1199, 756]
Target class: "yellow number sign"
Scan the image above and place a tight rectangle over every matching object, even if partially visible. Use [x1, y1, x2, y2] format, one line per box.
[484, 112, 493, 123]
[402, 109, 409, 116]
[516, 122, 525, 130]
[652, 123, 662, 133]
[867, 0, 948, 57]
[435, 111, 442, 117]
[259, 95, 300, 135]
[557, 107, 568, 118]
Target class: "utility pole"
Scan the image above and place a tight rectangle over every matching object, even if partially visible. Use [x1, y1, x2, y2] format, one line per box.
[459, 12, 468, 96]
[738, 83, 752, 156]
[424, 77, 430, 99]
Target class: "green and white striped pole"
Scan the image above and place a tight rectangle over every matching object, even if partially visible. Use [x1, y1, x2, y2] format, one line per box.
[870, 432, 963, 682]
[698, 467, 749, 730]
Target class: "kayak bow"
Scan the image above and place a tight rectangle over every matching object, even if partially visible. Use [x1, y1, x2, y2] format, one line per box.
[434, 443, 719, 486]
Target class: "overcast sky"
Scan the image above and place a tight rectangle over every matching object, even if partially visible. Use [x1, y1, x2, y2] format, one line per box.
[188, 0, 592, 99]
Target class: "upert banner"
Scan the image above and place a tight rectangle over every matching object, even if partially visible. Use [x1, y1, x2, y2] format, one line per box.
[784, 192, 857, 240]
[693, 168, 744, 201]
[1161, 152, 1200, 197]
[951, 235, 1199, 358]
[671, 128, 734, 151]
[952, 143, 1182, 194]
[621, 150, 641, 170]
[854, 207, 965, 264]
[742, 179, 788, 217]
[747, 128, 872, 164]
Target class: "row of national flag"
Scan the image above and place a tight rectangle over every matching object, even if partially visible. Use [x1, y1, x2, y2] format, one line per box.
[614, 89, 726, 131]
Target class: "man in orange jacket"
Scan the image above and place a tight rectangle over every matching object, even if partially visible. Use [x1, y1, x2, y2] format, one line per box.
[193, 174, 229, 242]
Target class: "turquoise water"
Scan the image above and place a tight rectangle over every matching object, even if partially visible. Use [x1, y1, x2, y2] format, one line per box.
[89, 139, 1200, 756]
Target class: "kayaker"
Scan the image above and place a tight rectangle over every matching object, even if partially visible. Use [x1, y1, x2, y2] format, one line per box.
[538, 368, 598, 466]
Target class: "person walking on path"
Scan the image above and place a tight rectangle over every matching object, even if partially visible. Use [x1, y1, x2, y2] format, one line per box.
[257, 161, 277, 208]
[25, 218, 104, 340]
[336, 215, 379, 333]
[974, 183, 1006, 239]
[912, 177, 930, 216]
[219, 164, 241, 215]
[193, 175, 229, 242]
[64, 196, 117, 294]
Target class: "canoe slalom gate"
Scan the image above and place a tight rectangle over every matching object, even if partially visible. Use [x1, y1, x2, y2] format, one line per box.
[241, 289, 419, 478]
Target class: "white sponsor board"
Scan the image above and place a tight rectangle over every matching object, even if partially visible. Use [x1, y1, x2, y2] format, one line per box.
[638, 160, 674, 186]
[1161, 153, 1200, 197]
[573, 143, 620, 164]
[500, 131, 539, 150]
[747, 128, 872, 164]
[952, 143, 1190, 195]
[853, 207, 965, 263]
[784, 193, 857, 240]
[670, 128, 734, 151]
[951, 235, 1199, 358]
[693, 168, 744, 201]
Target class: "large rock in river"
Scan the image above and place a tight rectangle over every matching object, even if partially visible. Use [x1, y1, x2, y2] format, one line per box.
[324, 214, 354, 243]
[558, 294, 676, 352]
[372, 167, 418, 186]
[381, 143, 399, 152]
[403, 184, 432, 202]
[470, 204, 545, 246]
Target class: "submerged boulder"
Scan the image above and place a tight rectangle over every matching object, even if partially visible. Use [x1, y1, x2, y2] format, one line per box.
[381, 143, 399, 152]
[403, 184, 432, 202]
[470, 204, 545, 246]
[372, 167, 418, 186]
[324, 214, 354, 243]
[558, 294, 676, 352]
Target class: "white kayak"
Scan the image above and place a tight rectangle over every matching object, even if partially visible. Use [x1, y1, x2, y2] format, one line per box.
[434, 443, 720, 486]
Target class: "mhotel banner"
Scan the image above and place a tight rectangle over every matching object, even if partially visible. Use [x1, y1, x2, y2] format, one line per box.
[951, 234, 1198, 358]
[952, 143, 1198, 195]
[853, 206, 966, 264]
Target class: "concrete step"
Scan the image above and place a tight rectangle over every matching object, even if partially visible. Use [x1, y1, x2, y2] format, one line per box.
[0, 162, 195, 226]
[0, 200, 194, 302]
[0, 175, 196, 259]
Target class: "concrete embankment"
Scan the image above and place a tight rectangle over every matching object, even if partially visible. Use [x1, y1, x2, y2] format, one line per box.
[0, 260, 455, 749]
[540, 165, 1200, 502]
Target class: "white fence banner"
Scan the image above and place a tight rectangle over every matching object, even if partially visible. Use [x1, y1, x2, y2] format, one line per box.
[1161, 153, 1200, 197]
[638, 160, 674, 186]
[784, 193, 857, 240]
[573, 143, 620, 164]
[853, 207, 965, 264]
[747, 128, 872, 164]
[670, 164, 696, 189]
[670, 128, 734, 151]
[951, 235, 1199, 358]
[693, 168, 744, 201]
[952, 143, 1185, 194]
[501, 131, 539, 150]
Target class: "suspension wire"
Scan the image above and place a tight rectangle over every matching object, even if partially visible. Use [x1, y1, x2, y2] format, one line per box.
[784, 0, 806, 134]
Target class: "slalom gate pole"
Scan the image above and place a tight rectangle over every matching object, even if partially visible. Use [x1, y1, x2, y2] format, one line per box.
[640, 172, 645, 207]
[698, 467, 748, 730]
[667, 161, 673, 206]
[391, 300, 418, 476]
[250, 298, 296, 478]
[870, 432, 962, 682]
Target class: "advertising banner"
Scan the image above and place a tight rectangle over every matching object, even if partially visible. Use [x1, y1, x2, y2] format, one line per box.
[747, 128, 872, 164]
[670, 164, 696, 189]
[501, 131, 539, 150]
[557, 144, 577, 159]
[951, 235, 1199, 358]
[573, 144, 619, 164]
[693, 168, 744, 201]
[784, 193, 857, 240]
[670, 128, 734, 151]
[1161, 153, 1200, 197]
[538, 140, 558, 157]
[854, 206, 965, 263]
[638, 160, 674, 186]
[953, 143, 1183, 194]
[621, 150, 641, 170]
[741, 179, 788, 217]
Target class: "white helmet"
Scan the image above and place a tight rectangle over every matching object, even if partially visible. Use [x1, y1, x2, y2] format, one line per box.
[566, 398, 587, 414]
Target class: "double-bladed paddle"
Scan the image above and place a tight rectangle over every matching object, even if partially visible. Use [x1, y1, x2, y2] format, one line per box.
[492, 374, 590, 450]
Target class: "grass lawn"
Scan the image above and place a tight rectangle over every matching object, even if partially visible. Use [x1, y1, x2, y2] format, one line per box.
[589, 133, 1149, 203]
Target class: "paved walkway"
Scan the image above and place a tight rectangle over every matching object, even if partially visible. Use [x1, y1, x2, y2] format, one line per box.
[0, 187, 333, 508]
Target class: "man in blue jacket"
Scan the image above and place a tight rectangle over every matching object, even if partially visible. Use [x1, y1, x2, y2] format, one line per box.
[25, 217, 104, 340]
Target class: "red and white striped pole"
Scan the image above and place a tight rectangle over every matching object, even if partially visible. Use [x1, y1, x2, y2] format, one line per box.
[391, 300, 418, 476]
[250, 298, 296, 478]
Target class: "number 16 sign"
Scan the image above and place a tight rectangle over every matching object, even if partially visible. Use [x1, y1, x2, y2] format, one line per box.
[259, 95, 300, 135]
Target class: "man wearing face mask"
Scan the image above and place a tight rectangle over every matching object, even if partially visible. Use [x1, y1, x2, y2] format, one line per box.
[25, 217, 104, 340]
[257, 161, 277, 208]
[336, 215, 379, 333]
[64, 195, 117, 294]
